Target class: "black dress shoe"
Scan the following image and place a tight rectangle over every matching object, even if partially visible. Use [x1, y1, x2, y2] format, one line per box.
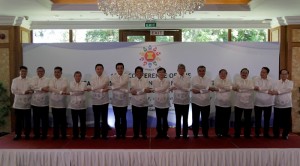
[132, 136, 139, 139]
[203, 135, 209, 138]
[245, 136, 252, 139]
[223, 134, 231, 138]
[255, 134, 260, 138]
[283, 136, 288, 140]
[25, 135, 30, 140]
[61, 136, 67, 140]
[41, 136, 47, 140]
[33, 135, 40, 140]
[52, 136, 59, 140]
[234, 135, 240, 138]
[155, 135, 162, 139]
[264, 135, 271, 138]
[217, 134, 222, 138]
[164, 135, 170, 139]
[13, 135, 21, 141]
[102, 137, 108, 140]
[194, 135, 199, 138]
[183, 136, 189, 139]
[175, 136, 180, 139]
[92, 136, 99, 139]
[142, 135, 148, 140]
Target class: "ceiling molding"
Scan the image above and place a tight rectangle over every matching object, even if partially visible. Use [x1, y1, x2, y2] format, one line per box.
[52, 4, 98, 11]
[15, 17, 32, 29]
[51, 0, 96, 4]
[31, 20, 270, 29]
[205, 0, 250, 5]
[270, 16, 300, 28]
[0, 16, 17, 25]
[270, 17, 287, 28]
[51, 0, 250, 5]
[248, 0, 267, 10]
[1, 0, 299, 30]
[51, 4, 250, 12]
[0, 16, 32, 29]
[196, 4, 250, 11]
[36, 0, 53, 8]
[284, 16, 300, 25]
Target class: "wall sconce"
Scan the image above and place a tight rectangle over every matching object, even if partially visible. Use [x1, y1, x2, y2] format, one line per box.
[0, 33, 6, 40]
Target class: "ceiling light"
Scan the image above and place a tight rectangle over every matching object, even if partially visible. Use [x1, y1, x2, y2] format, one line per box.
[98, 0, 205, 20]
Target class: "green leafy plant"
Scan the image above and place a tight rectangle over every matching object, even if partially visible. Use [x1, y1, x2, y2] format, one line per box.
[0, 82, 10, 127]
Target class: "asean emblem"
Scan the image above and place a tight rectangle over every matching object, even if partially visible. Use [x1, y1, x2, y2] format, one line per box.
[139, 45, 161, 69]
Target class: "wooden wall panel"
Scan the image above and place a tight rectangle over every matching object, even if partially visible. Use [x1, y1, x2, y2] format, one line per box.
[291, 46, 300, 132]
[0, 26, 13, 132]
[0, 48, 10, 90]
[292, 29, 300, 42]
[271, 29, 279, 42]
[287, 25, 300, 133]
[0, 25, 31, 132]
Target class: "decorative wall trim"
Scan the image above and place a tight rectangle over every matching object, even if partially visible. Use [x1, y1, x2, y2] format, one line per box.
[0, 16, 16, 26]
[271, 16, 300, 28]
[0, 16, 31, 29]
[248, 0, 267, 10]
[285, 16, 300, 25]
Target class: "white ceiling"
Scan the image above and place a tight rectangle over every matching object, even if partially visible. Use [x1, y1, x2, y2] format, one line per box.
[0, 0, 300, 29]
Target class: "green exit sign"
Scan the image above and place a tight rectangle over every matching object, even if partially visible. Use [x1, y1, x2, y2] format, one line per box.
[145, 22, 156, 28]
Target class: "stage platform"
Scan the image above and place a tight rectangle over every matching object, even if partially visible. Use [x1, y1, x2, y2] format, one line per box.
[1, 128, 300, 166]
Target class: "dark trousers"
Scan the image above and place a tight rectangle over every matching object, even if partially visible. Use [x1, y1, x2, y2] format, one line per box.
[93, 104, 109, 138]
[273, 107, 291, 137]
[174, 104, 189, 137]
[234, 107, 252, 137]
[254, 106, 272, 136]
[71, 109, 86, 138]
[132, 105, 148, 137]
[155, 107, 169, 137]
[192, 104, 210, 137]
[14, 109, 31, 137]
[32, 105, 49, 138]
[113, 106, 127, 137]
[52, 108, 67, 138]
[215, 106, 231, 136]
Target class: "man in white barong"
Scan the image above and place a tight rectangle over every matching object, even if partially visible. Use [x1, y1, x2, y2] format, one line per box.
[253, 67, 274, 138]
[152, 67, 170, 139]
[49, 66, 68, 140]
[272, 69, 293, 140]
[110, 63, 129, 139]
[233, 68, 254, 139]
[30, 66, 50, 139]
[11, 66, 33, 140]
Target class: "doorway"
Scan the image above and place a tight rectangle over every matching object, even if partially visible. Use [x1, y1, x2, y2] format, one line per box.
[119, 30, 182, 42]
